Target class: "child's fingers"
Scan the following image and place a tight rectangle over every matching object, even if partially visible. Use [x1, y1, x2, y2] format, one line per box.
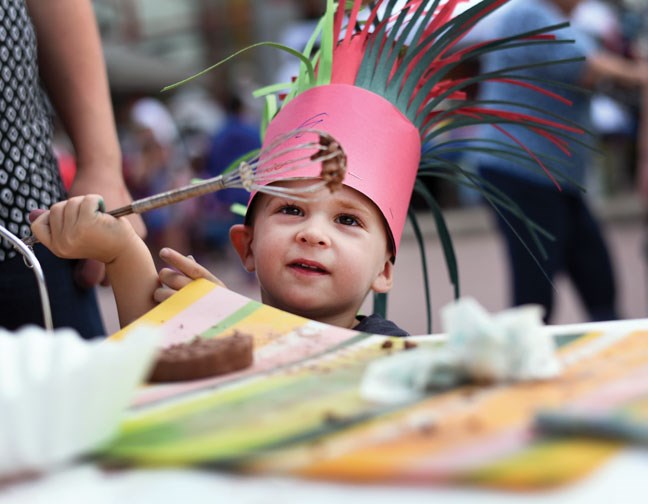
[43, 196, 98, 252]
[30, 195, 109, 255]
[159, 248, 225, 286]
[78, 194, 105, 217]
[155, 251, 227, 305]
[153, 271, 185, 304]
[30, 210, 52, 246]
[153, 284, 176, 304]
[158, 267, 194, 291]
[158, 248, 204, 279]
[45, 200, 68, 243]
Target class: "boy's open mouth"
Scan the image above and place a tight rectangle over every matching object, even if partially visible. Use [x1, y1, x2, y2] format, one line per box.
[289, 260, 328, 274]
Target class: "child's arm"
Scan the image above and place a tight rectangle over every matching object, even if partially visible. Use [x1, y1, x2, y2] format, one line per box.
[31, 195, 158, 327]
[106, 237, 159, 327]
[154, 247, 226, 303]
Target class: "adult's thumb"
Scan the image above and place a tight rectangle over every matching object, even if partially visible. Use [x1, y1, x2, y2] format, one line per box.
[28, 208, 47, 222]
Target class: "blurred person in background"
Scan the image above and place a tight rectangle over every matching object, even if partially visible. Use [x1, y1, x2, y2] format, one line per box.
[167, 85, 225, 179]
[196, 90, 261, 257]
[573, 0, 639, 196]
[0, 0, 144, 337]
[624, 1, 648, 205]
[472, 0, 648, 323]
[122, 96, 196, 261]
[274, 0, 325, 87]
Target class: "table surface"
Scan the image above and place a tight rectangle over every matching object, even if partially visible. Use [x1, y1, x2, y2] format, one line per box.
[3, 319, 648, 504]
[2, 447, 647, 504]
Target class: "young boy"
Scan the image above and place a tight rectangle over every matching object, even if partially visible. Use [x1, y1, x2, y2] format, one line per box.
[30, 170, 407, 334]
[31, 3, 425, 337]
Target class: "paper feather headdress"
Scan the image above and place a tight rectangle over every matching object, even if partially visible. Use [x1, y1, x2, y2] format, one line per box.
[169, 0, 584, 327]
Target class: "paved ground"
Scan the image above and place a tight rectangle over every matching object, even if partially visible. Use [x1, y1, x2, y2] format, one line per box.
[98, 192, 648, 336]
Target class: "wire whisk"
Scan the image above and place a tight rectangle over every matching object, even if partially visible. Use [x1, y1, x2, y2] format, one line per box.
[23, 128, 347, 247]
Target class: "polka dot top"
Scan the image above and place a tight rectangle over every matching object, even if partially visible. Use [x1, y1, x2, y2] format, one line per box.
[0, 0, 66, 261]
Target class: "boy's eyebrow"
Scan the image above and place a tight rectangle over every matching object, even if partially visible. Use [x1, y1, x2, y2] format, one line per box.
[330, 197, 373, 216]
[259, 187, 374, 216]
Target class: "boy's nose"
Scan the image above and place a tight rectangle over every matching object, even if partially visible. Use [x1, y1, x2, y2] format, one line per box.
[296, 223, 330, 247]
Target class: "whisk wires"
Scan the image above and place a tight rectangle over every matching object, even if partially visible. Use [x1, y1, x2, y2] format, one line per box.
[22, 128, 346, 247]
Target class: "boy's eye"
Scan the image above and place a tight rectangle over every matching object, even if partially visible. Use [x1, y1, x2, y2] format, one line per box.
[336, 214, 360, 227]
[279, 205, 302, 216]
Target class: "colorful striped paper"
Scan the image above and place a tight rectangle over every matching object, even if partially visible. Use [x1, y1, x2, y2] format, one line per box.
[111, 279, 368, 408]
[247, 329, 648, 489]
[104, 282, 648, 490]
[104, 334, 431, 466]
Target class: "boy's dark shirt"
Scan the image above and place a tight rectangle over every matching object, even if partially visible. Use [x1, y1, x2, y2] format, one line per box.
[354, 314, 409, 336]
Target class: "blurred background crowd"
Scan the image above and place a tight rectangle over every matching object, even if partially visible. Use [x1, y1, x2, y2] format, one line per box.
[55, 0, 648, 333]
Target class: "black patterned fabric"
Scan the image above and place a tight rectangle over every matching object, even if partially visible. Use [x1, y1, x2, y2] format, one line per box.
[0, 0, 65, 261]
[355, 314, 409, 337]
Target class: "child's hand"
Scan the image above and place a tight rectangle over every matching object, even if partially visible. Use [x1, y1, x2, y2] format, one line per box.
[30, 195, 138, 264]
[154, 247, 225, 303]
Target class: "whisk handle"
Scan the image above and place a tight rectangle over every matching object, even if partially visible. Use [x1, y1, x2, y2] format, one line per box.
[108, 205, 135, 218]
[111, 176, 228, 217]
[22, 175, 228, 246]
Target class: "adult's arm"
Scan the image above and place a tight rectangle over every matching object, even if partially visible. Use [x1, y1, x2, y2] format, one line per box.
[637, 73, 648, 203]
[25, 0, 146, 238]
[582, 53, 648, 203]
[582, 51, 648, 88]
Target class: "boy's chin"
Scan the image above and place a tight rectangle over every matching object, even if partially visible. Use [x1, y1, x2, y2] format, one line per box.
[270, 297, 330, 321]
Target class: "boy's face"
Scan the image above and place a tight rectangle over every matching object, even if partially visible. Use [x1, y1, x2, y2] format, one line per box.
[230, 180, 394, 327]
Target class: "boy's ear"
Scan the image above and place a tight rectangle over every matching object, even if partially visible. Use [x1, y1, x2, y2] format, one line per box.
[229, 224, 256, 272]
[371, 258, 393, 294]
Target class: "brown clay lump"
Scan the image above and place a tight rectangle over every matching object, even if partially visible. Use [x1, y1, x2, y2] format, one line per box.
[148, 331, 254, 383]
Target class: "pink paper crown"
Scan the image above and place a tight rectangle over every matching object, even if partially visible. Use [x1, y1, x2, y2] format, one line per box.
[243, 0, 581, 259]
[257, 83, 420, 255]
